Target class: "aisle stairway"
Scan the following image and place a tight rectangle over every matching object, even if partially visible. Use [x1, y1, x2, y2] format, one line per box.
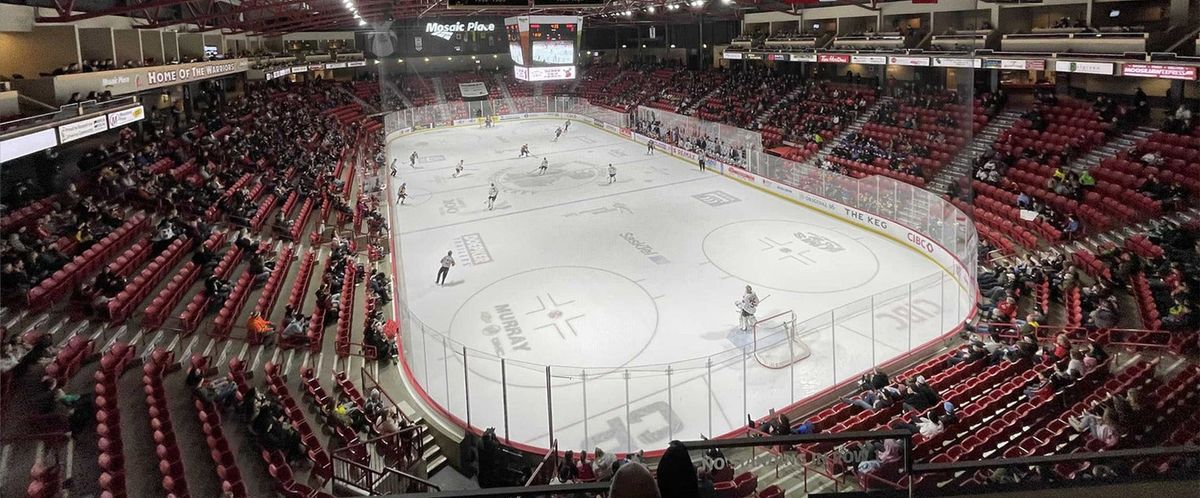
[927, 109, 1022, 194]
[431, 76, 447, 105]
[492, 72, 517, 112]
[1067, 125, 1156, 172]
[807, 97, 890, 166]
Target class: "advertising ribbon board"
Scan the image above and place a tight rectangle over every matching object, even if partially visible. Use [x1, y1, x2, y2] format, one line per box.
[57, 115, 109, 143]
[790, 54, 817, 62]
[851, 55, 887, 65]
[1054, 60, 1114, 75]
[1121, 63, 1198, 81]
[723, 51, 743, 60]
[106, 106, 145, 128]
[817, 54, 850, 63]
[888, 56, 930, 67]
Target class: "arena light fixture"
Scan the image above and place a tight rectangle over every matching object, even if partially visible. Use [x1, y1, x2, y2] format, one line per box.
[670, 44, 676, 48]
[424, 57, 430, 62]
[647, 5, 655, 13]
[397, 58, 404, 62]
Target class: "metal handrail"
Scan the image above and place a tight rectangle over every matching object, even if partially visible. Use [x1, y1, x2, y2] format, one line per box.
[524, 440, 559, 487]
[383, 466, 441, 492]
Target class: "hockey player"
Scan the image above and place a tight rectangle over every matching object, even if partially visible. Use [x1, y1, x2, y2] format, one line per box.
[537, 158, 549, 175]
[553, 127, 563, 142]
[397, 183, 408, 205]
[390, 158, 398, 177]
[563, 120, 570, 133]
[486, 183, 499, 210]
[646, 141, 654, 155]
[484, 115, 493, 128]
[607, 163, 617, 184]
[519, 144, 530, 158]
[736, 285, 760, 332]
[410, 151, 419, 168]
[453, 160, 464, 178]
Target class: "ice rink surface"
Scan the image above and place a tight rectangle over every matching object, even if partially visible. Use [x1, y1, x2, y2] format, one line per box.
[386, 118, 970, 451]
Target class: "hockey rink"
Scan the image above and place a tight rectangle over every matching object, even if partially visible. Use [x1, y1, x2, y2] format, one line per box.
[385, 118, 972, 452]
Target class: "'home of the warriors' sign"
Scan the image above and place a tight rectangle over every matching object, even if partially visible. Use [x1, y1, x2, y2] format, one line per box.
[425, 21, 497, 40]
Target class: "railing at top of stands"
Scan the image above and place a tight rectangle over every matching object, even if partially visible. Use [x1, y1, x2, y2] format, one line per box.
[0, 96, 139, 133]
[524, 440, 560, 487]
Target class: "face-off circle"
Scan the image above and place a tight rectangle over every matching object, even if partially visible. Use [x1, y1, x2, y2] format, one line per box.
[702, 219, 880, 293]
[449, 266, 659, 375]
[489, 162, 601, 193]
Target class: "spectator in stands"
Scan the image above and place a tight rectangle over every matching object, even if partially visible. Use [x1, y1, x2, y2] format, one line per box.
[656, 441, 699, 498]
[859, 367, 888, 392]
[1, 262, 31, 296]
[247, 311, 275, 345]
[1163, 103, 1194, 133]
[901, 377, 939, 412]
[281, 309, 307, 343]
[856, 438, 901, 474]
[609, 462, 660, 498]
[204, 274, 232, 309]
[1068, 403, 1121, 447]
[577, 450, 597, 481]
[191, 244, 217, 273]
[593, 447, 617, 481]
[559, 450, 579, 483]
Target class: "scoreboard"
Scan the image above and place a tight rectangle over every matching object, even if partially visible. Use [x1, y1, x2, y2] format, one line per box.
[505, 15, 582, 81]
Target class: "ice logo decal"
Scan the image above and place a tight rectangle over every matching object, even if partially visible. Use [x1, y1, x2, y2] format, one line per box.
[793, 231, 845, 253]
[368, 21, 397, 57]
[491, 162, 599, 193]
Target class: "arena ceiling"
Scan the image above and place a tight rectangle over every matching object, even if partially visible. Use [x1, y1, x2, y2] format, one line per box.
[9, 0, 877, 35]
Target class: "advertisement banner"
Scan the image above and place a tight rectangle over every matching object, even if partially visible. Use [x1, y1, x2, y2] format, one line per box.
[889, 56, 930, 67]
[745, 53, 764, 60]
[723, 51, 744, 60]
[933, 57, 980, 68]
[1054, 60, 1114, 75]
[308, 64, 324, 71]
[325, 62, 349, 69]
[53, 58, 250, 100]
[818, 54, 850, 63]
[1121, 63, 1198, 81]
[459, 81, 489, 98]
[790, 53, 817, 62]
[513, 65, 529, 80]
[106, 105, 145, 128]
[0, 129, 57, 163]
[767, 54, 789, 61]
[981, 59, 1002, 69]
[291, 65, 308, 73]
[347, 60, 367, 67]
[58, 115, 109, 143]
[851, 55, 887, 65]
[523, 65, 576, 81]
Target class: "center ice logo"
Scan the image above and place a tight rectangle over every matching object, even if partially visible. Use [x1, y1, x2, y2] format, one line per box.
[793, 231, 845, 253]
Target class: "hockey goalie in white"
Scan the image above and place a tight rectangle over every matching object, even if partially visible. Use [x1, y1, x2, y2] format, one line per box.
[736, 285, 759, 331]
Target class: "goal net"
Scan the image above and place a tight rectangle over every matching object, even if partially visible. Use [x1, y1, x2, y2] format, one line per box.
[752, 310, 812, 369]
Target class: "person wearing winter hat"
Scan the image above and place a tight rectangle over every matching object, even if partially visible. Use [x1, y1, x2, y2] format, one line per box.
[656, 441, 699, 498]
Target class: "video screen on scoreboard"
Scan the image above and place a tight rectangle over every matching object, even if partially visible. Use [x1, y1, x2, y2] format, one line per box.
[530, 22, 577, 65]
[506, 15, 580, 82]
[506, 22, 525, 65]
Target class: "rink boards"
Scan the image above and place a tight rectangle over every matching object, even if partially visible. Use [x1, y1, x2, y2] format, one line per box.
[381, 111, 976, 453]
